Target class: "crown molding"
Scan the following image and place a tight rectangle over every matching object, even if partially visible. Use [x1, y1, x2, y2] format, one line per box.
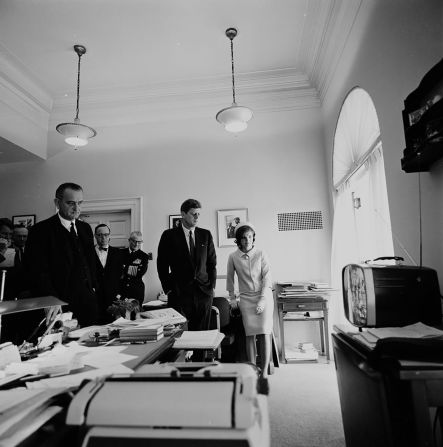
[0, 45, 53, 113]
[301, 0, 364, 103]
[48, 68, 320, 127]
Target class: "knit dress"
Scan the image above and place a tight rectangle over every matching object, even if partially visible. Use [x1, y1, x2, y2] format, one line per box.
[226, 247, 273, 336]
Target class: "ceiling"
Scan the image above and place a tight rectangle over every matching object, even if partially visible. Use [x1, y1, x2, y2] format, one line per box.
[0, 0, 362, 163]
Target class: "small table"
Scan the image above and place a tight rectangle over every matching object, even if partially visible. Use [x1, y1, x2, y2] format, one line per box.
[277, 296, 329, 362]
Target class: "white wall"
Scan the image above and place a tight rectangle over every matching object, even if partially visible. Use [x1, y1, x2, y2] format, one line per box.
[0, 106, 331, 303]
[322, 0, 443, 286]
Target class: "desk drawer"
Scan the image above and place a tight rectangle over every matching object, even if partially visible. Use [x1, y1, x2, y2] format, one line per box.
[282, 302, 325, 311]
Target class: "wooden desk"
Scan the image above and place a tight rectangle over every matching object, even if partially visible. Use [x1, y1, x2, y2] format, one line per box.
[122, 334, 180, 370]
[277, 296, 329, 362]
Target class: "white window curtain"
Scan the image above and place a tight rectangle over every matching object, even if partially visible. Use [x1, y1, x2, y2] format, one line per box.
[331, 88, 394, 326]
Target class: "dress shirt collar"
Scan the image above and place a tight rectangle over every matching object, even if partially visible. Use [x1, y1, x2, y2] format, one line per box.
[182, 226, 196, 238]
[238, 246, 256, 258]
[58, 213, 76, 233]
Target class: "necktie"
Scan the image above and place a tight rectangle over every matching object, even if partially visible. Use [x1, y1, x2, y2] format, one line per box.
[99, 247, 108, 252]
[14, 248, 23, 267]
[70, 222, 77, 237]
[189, 231, 196, 263]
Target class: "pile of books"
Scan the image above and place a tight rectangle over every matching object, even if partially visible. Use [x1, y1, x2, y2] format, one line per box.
[118, 324, 164, 343]
[277, 281, 323, 298]
[285, 342, 319, 362]
[277, 281, 333, 298]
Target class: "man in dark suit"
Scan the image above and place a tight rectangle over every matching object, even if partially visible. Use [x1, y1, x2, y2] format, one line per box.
[157, 198, 217, 333]
[94, 223, 124, 323]
[24, 182, 99, 328]
[0, 219, 27, 343]
[120, 231, 149, 306]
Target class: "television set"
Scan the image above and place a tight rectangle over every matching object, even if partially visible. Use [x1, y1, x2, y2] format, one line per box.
[342, 264, 442, 328]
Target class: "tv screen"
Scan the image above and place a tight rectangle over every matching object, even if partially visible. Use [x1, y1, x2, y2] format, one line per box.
[342, 264, 442, 328]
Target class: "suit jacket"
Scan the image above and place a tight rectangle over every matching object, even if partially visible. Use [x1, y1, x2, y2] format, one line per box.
[120, 248, 149, 304]
[24, 214, 98, 325]
[95, 245, 124, 323]
[157, 226, 217, 302]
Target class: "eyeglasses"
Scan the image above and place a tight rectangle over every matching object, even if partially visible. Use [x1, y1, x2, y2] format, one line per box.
[129, 239, 143, 244]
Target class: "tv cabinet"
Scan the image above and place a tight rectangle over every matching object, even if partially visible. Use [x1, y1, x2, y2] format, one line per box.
[333, 330, 443, 446]
[401, 58, 443, 172]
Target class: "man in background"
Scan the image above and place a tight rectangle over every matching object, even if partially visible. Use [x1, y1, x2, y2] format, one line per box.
[0, 218, 14, 266]
[120, 231, 149, 306]
[25, 182, 99, 327]
[94, 223, 124, 323]
[157, 199, 217, 336]
[0, 219, 24, 343]
[12, 224, 28, 270]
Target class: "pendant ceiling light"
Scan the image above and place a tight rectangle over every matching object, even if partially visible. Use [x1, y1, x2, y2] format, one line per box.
[216, 28, 253, 133]
[56, 44, 96, 148]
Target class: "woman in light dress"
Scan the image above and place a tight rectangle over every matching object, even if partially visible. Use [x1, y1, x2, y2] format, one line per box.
[226, 223, 273, 377]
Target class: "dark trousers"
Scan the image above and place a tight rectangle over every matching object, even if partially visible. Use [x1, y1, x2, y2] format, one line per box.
[171, 285, 213, 361]
[180, 292, 213, 331]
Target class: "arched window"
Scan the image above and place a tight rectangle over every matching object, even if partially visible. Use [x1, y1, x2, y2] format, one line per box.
[330, 87, 394, 325]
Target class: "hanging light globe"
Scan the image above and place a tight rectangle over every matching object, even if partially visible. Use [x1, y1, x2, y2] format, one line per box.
[216, 28, 253, 133]
[56, 45, 96, 148]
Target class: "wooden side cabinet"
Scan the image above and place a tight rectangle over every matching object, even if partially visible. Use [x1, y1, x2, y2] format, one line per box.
[277, 296, 329, 363]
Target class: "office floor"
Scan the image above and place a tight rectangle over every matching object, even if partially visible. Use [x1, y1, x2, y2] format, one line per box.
[268, 359, 345, 447]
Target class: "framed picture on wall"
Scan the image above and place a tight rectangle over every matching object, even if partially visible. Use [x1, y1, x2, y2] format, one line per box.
[169, 214, 182, 229]
[217, 208, 248, 247]
[12, 214, 36, 228]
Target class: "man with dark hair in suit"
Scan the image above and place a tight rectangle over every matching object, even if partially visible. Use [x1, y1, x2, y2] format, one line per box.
[157, 198, 217, 335]
[94, 223, 124, 323]
[24, 182, 99, 327]
[120, 231, 149, 306]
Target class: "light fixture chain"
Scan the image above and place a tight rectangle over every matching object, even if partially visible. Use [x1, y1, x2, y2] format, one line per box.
[230, 38, 236, 104]
[75, 51, 82, 120]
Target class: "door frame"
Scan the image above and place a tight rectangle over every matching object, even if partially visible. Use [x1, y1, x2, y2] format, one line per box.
[81, 197, 142, 233]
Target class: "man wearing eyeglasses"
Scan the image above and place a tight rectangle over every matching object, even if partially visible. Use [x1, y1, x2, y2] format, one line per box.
[120, 231, 149, 306]
[94, 224, 125, 323]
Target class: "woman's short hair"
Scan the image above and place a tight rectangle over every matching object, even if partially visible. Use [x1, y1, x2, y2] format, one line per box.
[234, 225, 256, 248]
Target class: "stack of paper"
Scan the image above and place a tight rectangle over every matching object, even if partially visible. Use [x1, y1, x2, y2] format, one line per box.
[285, 341, 319, 362]
[0, 388, 67, 445]
[140, 307, 187, 325]
[277, 281, 325, 298]
[352, 322, 443, 350]
[173, 330, 224, 350]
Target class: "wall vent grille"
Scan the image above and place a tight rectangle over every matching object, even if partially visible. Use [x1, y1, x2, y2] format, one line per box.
[278, 211, 323, 231]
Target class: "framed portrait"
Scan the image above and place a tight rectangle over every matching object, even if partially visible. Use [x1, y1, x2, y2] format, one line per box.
[217, 208, 248, 247]
[12, 214, 36, 228]
[169, 214, 182, 229]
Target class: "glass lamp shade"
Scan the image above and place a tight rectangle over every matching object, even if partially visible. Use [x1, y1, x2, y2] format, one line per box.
[56, 118, 97, 147]
[216, 104, 253, 133]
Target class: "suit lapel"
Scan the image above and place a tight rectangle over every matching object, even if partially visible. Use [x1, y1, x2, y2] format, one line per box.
[194, 228, 200, 265]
